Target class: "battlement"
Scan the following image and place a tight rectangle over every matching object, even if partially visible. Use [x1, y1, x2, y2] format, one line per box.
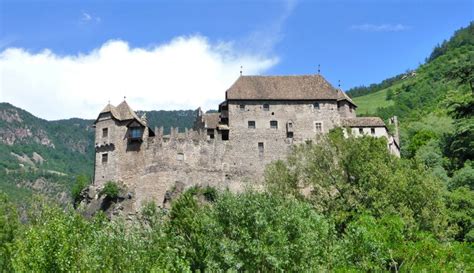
[93, 74, 400, 210]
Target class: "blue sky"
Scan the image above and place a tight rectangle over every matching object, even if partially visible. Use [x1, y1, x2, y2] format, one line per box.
[0, 0, 472, 119]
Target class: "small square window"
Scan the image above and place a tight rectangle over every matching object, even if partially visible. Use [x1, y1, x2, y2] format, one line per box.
[315, 122, 322, 133]
[102, 153, 108, 164]
[359, 128, 363, 134]
[248, 121, 256, 129]
[270, 120, 278, 129]
[371, 128, 375, 135]
[239, 104, 245, 111]
[287, 132, 294, 138]
[102, 128, 108, 138]
[263, 104, 270, 111]
[313, 102, 320, 110]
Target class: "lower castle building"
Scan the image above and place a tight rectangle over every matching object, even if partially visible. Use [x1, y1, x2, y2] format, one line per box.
[93, 74, 400, 209]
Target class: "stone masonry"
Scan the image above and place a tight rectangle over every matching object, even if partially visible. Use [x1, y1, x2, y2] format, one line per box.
[92, 74, 400, 211]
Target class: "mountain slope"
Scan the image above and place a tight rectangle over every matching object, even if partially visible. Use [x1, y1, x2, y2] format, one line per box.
[348, 22, 473, 164]
[351, 22, 473, 119]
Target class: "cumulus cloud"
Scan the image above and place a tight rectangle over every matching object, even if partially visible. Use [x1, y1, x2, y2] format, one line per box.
[350, 23, 411, 32]
[0, 36, 278, 120]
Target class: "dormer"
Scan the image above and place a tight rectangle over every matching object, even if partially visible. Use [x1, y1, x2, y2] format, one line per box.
[127, 119, 145, 143]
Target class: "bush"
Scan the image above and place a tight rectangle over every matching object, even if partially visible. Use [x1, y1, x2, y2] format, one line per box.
[71, 175, 90, 203]
[100, 181, 120, 199]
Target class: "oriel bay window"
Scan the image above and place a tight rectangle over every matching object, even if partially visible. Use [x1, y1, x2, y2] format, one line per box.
[129, 127, 143, 141]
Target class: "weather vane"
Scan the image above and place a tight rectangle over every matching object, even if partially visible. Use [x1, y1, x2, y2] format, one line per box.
[318, 64, 320, 75]
[240, 66, 243, 76]
[338, 80, 341, 88]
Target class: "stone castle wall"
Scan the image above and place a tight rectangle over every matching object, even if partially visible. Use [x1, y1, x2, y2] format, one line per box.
[93, 99, 394, 211]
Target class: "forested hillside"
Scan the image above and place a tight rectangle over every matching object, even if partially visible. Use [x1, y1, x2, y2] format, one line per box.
[350, 22, 473, 171]
[0, 103, 197, 204]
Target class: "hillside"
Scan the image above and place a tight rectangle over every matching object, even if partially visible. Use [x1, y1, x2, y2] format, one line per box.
[347, 23, 474, 115]
[348, 22, 473, 176]
[0, 103, 198, 204]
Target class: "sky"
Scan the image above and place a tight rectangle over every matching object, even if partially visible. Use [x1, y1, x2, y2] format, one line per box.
[0, 0, 472, 120]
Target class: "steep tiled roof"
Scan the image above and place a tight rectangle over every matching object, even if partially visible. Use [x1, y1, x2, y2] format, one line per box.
[341, 117, 386, 127]
[116, 101, 142, 121]
[226, 75, 341, 100]
[97, 101, 145, 126]
[203, 113, 220, 129]
[99, 104, 120, 120]
[336, 89, 356, 106]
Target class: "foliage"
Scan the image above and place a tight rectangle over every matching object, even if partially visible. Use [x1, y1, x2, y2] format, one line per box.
[445, 186, 474, 242]
[265, 130, 448, 236]
[71, 174, 90, 204]
[347, 72, 406, 98]
[427, 22, 474, 62]
[99, 181, 120, 199]
[209, 192, 332, 271]
[0, 193, 20, 272]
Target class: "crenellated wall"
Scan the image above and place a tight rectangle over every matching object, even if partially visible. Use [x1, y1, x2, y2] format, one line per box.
[93, 100, 399, 211]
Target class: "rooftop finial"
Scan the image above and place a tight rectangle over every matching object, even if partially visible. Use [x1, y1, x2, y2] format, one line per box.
[124, 96, 126, 101]
[338, 80, 341, 88]
[240, 66, 243, 76]
[318, 64, 320, 75]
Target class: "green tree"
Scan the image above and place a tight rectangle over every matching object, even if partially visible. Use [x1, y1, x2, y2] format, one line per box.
[0, 192, 20, 272]
[71, 174, 90, 204]
[265, 129, 448, 236]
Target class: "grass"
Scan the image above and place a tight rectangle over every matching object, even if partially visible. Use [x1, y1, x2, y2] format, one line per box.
[353, 88, 394, 115]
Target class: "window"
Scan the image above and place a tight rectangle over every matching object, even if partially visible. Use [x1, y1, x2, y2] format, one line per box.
[239, 104, 245, 111]
[263, 104, 270, 111]
[359, 128, 363, 134]
[102, 128, 108, 138]
[207, 129, 215, 139]
[222, 130, 229, 140]
[258, 142, 264, 156]
[315, 122, 322, 133]
[287, 132, 294, 138]
[130, 127, 142, 139]
[313, 102, 320, 110]
[248, 121, 256, 129]
[371, 128, 375, 135]
[270, 120, 278, 129]
[177, 153, 184, 161]
[102, 153, 108, 164]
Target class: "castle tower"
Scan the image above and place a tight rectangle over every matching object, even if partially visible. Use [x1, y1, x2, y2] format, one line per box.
[93, 100, 154, 186]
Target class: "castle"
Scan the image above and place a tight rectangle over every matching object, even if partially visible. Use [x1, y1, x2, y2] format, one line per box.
[93, 74, 400, 209]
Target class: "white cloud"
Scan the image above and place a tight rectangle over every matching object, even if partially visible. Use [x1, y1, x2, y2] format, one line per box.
[0, 36, 278, 120]
[81, 11, 101, 24]
[350, 23, 411, 32]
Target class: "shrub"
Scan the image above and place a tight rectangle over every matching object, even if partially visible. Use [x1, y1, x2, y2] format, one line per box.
[71, 175, 90, 203]
[100, 181, 120, 199]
